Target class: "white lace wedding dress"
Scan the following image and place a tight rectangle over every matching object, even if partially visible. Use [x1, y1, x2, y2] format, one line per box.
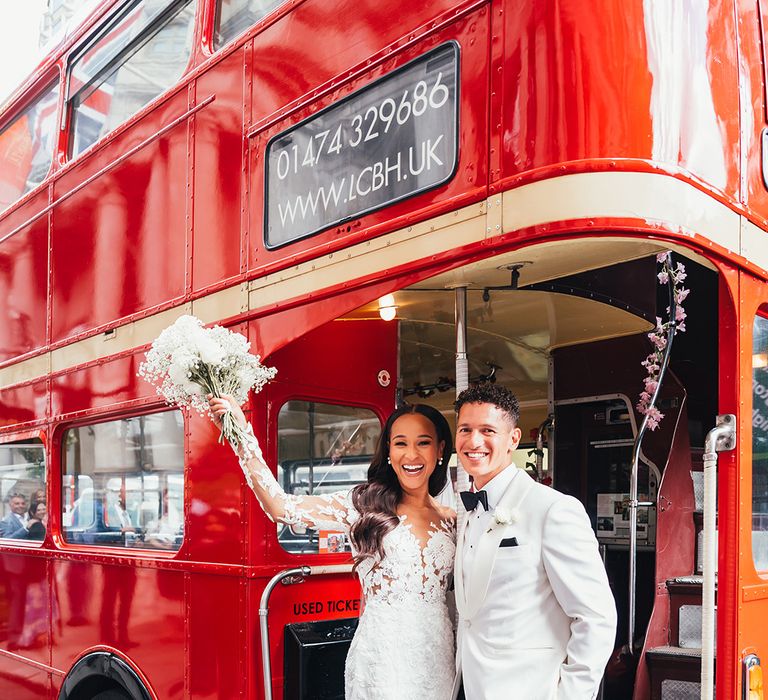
[236, 429, 457, 700]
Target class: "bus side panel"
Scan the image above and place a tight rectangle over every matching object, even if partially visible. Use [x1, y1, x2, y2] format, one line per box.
[738, 0, 768, 220]
[50, 91, 190, 344]
[0, 379, 47, 429]
[186, 412, 247, 567]
[496, 0, 741, 199]
[51, 561, 186, 699]
[0, 552, 49, 661]
[0, 659, 50, 700]
[187, 574, 243, 699]
[0, 212, 49, 364]
[192, 47, 246, 292]
[50, 353, 149, 418]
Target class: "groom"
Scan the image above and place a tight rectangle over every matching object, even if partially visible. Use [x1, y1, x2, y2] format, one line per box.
[452, 384, 617, 700]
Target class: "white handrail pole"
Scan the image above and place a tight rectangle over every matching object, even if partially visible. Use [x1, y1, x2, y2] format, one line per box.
[700, 414, 735, 700]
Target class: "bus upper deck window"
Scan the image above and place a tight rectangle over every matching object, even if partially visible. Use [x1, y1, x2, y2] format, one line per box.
[276, 400, 381, 555]
[67, 0, 196, 159]
[214, 0, 287, 49]
[0, 81, 59, 213]
[754, 313, 768, 572]
[62, 411, 185, 551]
[0, 439, 46, 543]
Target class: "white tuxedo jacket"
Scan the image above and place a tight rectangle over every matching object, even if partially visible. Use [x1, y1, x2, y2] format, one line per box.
[453, 467, 617, 700]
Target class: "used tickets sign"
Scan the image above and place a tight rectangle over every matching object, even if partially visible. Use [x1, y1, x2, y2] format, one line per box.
[265, 43, 459, 248]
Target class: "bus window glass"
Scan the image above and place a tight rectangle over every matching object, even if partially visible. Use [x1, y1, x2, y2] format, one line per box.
[214, 0, 286, 48]
[276, 401, 380, 554]
[0, 81, 59, 212]
[62, 412, 185, 551]
[0, 439, 46, 543]
[68, 0, 196, 158]
[754, 314, 768, 571]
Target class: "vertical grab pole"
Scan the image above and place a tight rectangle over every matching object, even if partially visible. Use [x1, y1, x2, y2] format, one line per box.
[455, 285, 469, 394]
[628, 253, 677, 654]
[701, 415, 736, 700]
[455, 286, 470, 502]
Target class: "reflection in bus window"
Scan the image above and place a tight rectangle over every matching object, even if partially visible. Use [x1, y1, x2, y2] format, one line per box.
[754, 314, 768, 570]
[276, 401, 380, 554]
[0, 81, 59, 212]
[0, 439, 46, 542]
[62, 412, 184, 550]
[68, 0, 196, 158]
[214, 0, 287, 49]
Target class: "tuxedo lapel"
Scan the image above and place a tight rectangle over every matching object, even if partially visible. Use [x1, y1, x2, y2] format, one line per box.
[454, 514, 470, 616]
[465, 512, 508, 618]
[465, 469, 535, 618]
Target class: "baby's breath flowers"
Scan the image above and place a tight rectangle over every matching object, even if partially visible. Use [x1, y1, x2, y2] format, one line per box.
[138, 315, 276, 448]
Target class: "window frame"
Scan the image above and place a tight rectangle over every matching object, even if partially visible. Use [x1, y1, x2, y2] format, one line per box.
[0, 71, 62, 214]
[211, 0, 290, 52]
[273, 396, 383, 556]
[0, 428, 49, 548]
[752, 308, 768, 574]
[57, 407, 186, 556]
[64, 0, 197, 160]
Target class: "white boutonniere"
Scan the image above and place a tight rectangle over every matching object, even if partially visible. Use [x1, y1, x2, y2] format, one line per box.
[494, 506, 520, 526]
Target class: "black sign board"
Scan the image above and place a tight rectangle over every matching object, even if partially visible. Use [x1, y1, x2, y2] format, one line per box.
[265, 43, 459, 248]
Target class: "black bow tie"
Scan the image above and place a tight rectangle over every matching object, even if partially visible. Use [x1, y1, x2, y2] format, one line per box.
[460, 490, 489, 512]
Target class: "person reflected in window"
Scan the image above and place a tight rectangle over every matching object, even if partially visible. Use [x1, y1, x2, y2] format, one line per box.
[0, 493, 29, 538]
[107, 484, 135, 534]
[25, 501, 47, 541]
[144, 489, 182, 549]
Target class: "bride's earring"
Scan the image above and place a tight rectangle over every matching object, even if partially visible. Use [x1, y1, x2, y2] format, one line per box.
[387, 456, 392, 465]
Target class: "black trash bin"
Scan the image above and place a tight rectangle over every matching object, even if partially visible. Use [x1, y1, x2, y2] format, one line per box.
[284, 617, 359, 699]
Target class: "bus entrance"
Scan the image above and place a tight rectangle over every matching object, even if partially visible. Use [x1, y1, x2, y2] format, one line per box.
[327, 236, 720, 699]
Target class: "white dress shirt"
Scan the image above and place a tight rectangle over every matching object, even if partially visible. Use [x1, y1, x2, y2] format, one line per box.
[461, 464, 518, 587]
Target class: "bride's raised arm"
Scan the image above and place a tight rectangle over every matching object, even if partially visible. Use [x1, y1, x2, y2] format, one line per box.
[208, 395, 357, 532]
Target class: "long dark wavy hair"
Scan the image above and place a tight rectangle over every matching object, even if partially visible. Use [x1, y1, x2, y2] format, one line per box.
[350, 403, 453, 567]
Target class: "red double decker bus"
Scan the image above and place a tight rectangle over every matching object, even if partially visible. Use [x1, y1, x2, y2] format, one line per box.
[0, 1, 767, 699]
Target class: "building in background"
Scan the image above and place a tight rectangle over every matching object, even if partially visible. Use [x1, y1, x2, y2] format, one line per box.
[39, 0, 101, 49]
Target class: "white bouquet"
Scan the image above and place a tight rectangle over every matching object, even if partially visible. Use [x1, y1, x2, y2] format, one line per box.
[138, 315, 276, 448]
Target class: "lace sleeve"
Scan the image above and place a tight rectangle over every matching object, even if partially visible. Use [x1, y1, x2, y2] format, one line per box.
[234, 425, 358, 532]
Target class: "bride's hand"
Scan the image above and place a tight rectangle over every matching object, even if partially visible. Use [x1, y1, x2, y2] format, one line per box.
[207, 394, 248, 430]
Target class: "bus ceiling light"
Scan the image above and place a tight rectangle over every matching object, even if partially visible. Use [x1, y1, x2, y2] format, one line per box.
[744, 654, 764, 700]
[378, 294, 398, 322]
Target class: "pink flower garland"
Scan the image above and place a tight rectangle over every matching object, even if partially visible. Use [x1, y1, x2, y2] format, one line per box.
[636, 253, 689, 430]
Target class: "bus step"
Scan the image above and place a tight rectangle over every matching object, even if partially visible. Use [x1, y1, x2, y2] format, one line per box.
[660, 679, 701, 700]
[666, 577, 716, 648]
[646, 646, 713, 700]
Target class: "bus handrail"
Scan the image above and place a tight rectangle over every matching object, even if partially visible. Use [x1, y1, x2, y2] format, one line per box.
[701, 415, 735, 700]
[259, 563, 355, 700]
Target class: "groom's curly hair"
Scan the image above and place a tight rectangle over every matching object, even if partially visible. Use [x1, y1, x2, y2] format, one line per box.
[454, 383, 520, 426]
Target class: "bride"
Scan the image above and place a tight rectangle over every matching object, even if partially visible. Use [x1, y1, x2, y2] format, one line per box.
[208, 395, 456, 700]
